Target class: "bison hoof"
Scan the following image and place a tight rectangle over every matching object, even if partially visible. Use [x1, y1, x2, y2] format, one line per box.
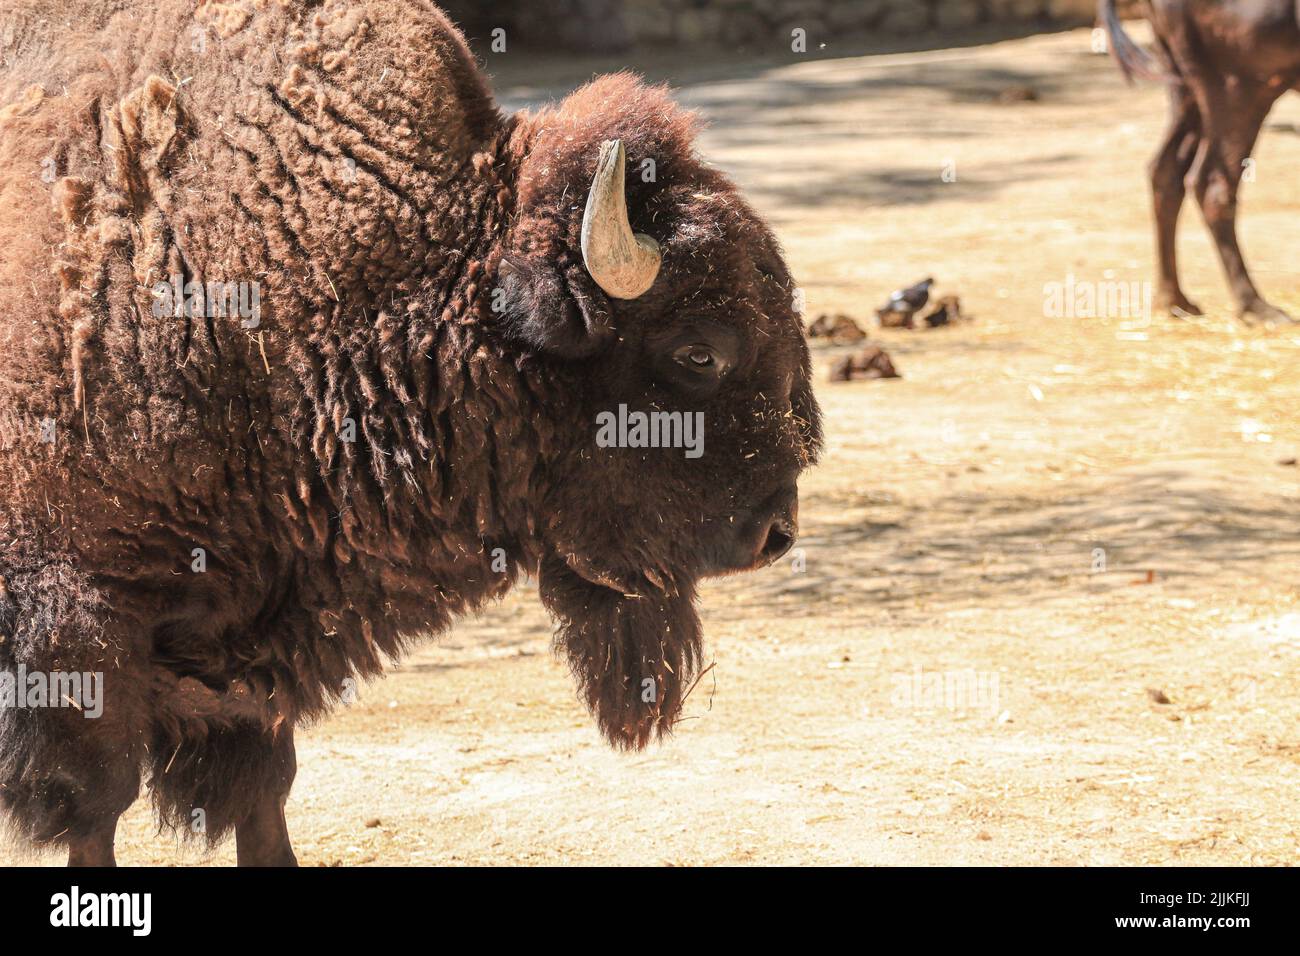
[1155, 291, 1203, 318]
[1240, 299, 1297, 327]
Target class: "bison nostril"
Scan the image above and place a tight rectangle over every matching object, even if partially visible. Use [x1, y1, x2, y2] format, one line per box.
[761, 520, 795, 562]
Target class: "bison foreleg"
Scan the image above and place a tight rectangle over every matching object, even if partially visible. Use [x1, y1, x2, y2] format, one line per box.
[67, 821, 120, 867]
[233, 726, 298, 867]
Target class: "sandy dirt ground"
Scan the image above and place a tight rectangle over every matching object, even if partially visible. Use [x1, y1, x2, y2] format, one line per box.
[10, 25, 1300, 866]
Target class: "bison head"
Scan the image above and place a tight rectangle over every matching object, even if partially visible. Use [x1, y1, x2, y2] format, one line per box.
[497, 75, 821, 749]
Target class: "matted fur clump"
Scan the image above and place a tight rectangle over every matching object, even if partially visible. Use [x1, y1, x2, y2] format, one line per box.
[0, 0, 820, 862]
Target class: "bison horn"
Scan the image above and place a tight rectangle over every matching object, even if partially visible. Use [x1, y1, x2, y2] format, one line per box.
[581, 139, 662, 300]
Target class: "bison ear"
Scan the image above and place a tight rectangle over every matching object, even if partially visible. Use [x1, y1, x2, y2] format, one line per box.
[493, 139, 662, 360]
[494, 254, 615, 360]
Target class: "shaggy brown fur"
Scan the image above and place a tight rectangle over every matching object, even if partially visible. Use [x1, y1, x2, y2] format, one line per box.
[0, 0, 820, 864]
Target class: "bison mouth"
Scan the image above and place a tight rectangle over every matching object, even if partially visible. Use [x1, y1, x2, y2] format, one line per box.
[557, 548, 673, 598]
[538, 552, 702, 750]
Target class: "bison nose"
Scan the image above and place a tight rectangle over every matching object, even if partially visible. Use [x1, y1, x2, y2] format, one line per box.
[753, 486, 798, 566]
[760, 515, 796, 562]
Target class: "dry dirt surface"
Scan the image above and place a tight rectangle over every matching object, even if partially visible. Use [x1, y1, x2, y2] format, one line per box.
[10, 26, 1300, 866]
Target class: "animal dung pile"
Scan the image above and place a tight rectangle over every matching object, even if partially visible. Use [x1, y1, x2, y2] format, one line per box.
[806, 312, 867, 344]
[919, 294, 968, 328]
[807, 312, 901, 381]
[876, 276, 934, 327]
[829, 346, 900, 382]
[807, 283, 970, 341]
[875, 276, 971, 329]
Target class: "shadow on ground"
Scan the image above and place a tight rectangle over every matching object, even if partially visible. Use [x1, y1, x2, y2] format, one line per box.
[727, 468, 1300, 615]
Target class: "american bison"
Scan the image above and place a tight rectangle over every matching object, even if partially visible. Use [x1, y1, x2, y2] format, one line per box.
[1100, 0, 1300, 324]
[0, 0, 821, 865]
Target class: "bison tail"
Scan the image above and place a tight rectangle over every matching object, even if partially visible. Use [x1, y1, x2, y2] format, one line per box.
[1099, 0, 1162, 85]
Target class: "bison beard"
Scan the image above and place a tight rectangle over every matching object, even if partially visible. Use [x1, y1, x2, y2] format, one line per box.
[539, 555, 702, 750]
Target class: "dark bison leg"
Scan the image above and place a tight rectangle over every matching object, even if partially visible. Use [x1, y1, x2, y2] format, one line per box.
[149, 719, 298, 865]
[0, 694, 142, 867]
[67, 819, 121, 867]
[37, 713, 140, 866]
[233, 726, 298, 867]
[1150, 79, 1203, 316]
[1184, 79, 1291, 323]
[0, 565, 146, 865]
[0, 733, 139, 867]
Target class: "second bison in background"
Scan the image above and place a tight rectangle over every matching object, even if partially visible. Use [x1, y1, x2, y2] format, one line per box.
[0, 0, 821, 866]
[1101, 0, 1300, 324]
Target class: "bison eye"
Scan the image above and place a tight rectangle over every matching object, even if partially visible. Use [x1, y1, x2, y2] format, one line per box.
[650, 324, 739, 396]
[674, 344, 725, 374]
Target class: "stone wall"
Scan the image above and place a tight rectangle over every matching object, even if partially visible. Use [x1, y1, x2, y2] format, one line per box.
[438, 0, 1149, 54]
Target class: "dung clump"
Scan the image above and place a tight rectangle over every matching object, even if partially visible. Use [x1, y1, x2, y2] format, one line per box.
[829, 346, 900, 382]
